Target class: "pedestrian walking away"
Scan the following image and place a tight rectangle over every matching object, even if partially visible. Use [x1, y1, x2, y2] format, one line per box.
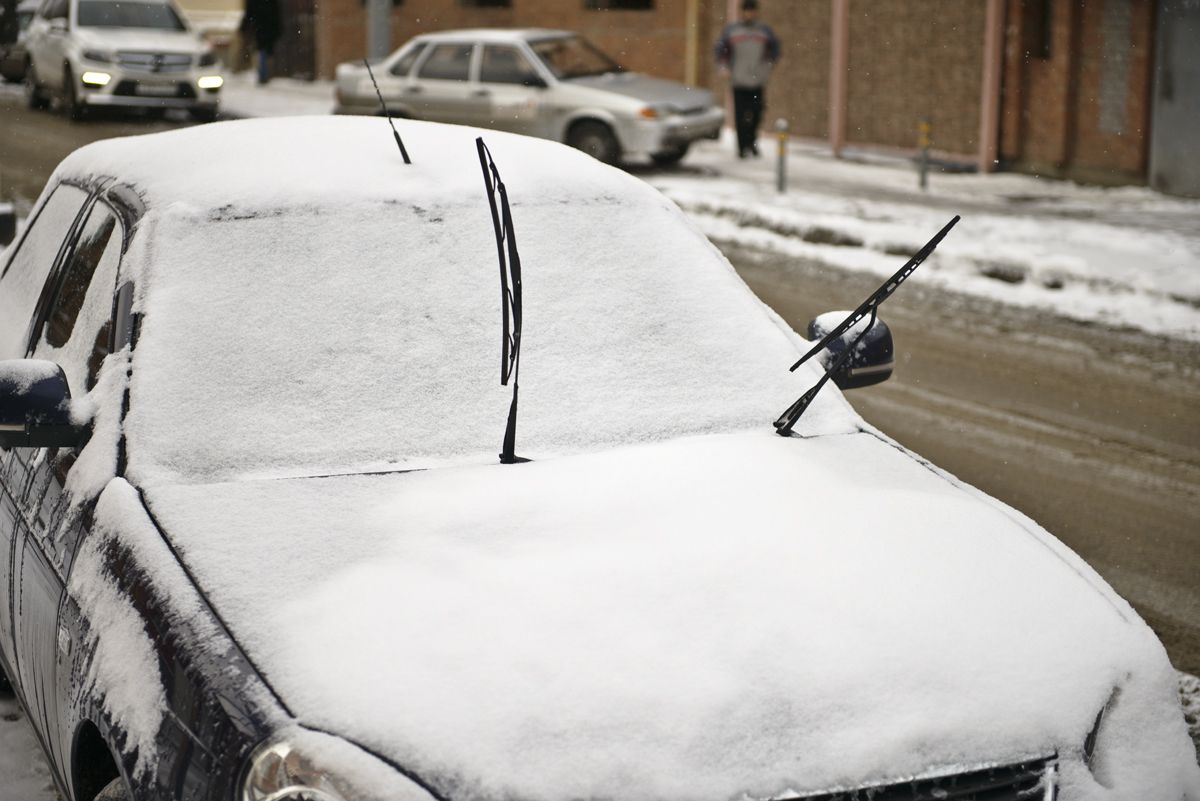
[714, 0, 780, 158]
[242, 0, 283, 85]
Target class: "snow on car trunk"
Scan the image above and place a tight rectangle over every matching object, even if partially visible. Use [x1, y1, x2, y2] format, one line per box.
[142, 430, 1198, 801]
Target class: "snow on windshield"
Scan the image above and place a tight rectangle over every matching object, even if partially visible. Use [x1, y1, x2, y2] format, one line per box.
[102, 121, 857, 486]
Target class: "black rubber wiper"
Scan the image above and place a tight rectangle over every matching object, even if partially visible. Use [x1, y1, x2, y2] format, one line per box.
[774, 215, 960, 436]
[476, 137, 526, 464]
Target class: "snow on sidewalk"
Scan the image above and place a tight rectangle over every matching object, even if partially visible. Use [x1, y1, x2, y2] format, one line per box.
[645, 133, 1200, 342]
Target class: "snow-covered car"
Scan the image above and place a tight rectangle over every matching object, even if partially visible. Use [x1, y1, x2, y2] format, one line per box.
[0, 117, 1197, 801]
[0, 0, 38, 82]
[23, 0, 221, 120]
[334, 29, 724, 166]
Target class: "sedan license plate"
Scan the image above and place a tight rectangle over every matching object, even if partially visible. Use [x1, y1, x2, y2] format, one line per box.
[136, 83, 178, 97]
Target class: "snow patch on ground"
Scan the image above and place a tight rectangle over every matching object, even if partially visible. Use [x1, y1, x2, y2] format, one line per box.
[646, 136, 1200, 341]
[0, 693, 58, 801]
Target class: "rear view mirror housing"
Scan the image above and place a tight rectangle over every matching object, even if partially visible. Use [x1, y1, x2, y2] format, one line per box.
[0, 202, 15, 248]
[0, 360, 86, 448]
[807, 312, 894, 390]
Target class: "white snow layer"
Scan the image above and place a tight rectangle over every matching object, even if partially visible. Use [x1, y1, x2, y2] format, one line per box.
[144, 430, 1200, 801]
[49, 117, 856, 486]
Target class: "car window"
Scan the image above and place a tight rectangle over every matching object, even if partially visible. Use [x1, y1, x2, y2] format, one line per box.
[43, 0, 66, 19]
[76, 0, 185, 30]
[0, 184, 88, 360]
[417, 43, 474, 81]
[32, 201, 123, 393]
[479, 45, 540, 86]
[389, 42, 426, 77]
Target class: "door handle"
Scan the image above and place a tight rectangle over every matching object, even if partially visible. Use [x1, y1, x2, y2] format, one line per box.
[405, 85, 422, 94]
[471, 89, 491, 98]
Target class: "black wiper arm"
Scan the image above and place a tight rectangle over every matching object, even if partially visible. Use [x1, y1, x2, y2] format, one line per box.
[774, 215, 960, 436]
[476, 137, 526, 464]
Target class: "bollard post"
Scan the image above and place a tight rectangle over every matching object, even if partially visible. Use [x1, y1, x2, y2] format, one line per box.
[775, 118, 789, 194]
[918, 117, 931, 191]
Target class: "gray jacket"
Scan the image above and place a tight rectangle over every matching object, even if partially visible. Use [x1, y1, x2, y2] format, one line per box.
[715, 21, 780, 89]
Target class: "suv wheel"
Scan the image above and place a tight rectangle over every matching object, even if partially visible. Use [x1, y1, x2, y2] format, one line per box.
[63, 66, 87, 121]
[567, 121, 621, 165]
[650, 143, 690, 167]
[24, 61, 49, 110]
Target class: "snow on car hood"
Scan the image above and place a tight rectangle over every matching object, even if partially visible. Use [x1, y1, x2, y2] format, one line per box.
[567, 71, 717, 110]
[142, 429, 1176, 801]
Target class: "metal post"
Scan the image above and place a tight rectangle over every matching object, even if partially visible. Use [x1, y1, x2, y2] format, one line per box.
[366, 0, 391, 61]
[918, 117, 931, 191]
[775, 118, 789, 194]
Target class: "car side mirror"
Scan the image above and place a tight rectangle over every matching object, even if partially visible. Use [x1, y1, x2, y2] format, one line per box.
[0, 360, 86, 448]
[0, 202, 14, 247]
[807, 312, 894, 390]
[522, 75, 548, 89]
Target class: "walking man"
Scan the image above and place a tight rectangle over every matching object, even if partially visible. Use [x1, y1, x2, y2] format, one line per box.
[715, 0, 780, 158]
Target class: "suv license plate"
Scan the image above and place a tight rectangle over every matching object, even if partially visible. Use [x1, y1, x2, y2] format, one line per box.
[136, 84, 177, 97]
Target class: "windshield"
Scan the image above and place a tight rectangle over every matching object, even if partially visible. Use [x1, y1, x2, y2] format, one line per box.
[127, 196, 848, 486]
[77, 0, 186, 30]
[529, 35, 621, 79]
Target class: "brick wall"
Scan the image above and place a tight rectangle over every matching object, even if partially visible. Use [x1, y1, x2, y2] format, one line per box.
[999, 0, 1153, 184]
[845, 0, 985, 156]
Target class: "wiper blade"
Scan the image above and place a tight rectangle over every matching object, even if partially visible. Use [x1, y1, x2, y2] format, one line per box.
[476, 137, 526, 464]
[774, 215, 960, 436]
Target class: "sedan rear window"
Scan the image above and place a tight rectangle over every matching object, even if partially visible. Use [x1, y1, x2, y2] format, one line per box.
[529, 35, 620, 79]
[389, 42, 427, 77]
[77, 0, 186, 30]
[417, 43, 473, 82]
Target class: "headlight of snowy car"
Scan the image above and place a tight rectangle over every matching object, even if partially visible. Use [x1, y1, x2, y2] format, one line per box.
[82, 49, 113, 63]
[242, 740, 355, 801]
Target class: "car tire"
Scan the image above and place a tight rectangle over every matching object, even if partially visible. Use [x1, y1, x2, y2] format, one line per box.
[567, 121, 621, 166]
[63, 66, 87, 121]
[189, 106, 219, 123]
[650, 143, 690, 167]
[94, 777, 131, 801]
[25, 61, 49, 110]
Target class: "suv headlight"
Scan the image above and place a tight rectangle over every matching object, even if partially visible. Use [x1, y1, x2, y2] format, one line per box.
[82, 49, 113, 63]
[242, 741, 353, 801]
[199, 50, 218, 67]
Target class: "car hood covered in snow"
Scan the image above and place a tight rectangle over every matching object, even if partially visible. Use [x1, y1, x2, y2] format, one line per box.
[142, 429, 1196, 801]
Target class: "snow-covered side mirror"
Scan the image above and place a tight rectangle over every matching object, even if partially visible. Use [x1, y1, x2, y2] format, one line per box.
[0, 360, 86, 448]
[806, 312, 894, 390]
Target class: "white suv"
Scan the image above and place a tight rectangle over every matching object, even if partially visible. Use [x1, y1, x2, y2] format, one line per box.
[24, 0, 221, 120]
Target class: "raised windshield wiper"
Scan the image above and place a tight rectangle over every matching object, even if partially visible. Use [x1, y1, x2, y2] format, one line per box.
[774, 215, 960, 436]
[476, 137, 527, 464]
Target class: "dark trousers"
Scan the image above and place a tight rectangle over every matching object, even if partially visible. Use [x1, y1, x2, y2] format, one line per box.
[733, 87, 765, 155]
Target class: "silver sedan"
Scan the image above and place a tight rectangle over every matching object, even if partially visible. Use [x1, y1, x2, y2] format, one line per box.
[335, 29, 725, 165]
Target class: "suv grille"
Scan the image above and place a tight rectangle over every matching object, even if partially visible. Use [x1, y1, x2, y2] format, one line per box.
[116, 51, 193, 73]
[792, 755, 1056, 801]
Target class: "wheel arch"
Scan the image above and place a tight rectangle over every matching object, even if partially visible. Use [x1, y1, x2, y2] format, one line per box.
[72, 720, 123, 801]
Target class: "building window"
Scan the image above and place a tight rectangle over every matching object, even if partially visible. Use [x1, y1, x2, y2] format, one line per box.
[585, 0, 655, 9]
[459, 0, 511, 7]
[1024, 0, 1052, 60]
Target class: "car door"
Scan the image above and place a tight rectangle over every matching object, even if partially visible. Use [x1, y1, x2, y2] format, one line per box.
[29, 0, 68, 90]
[12, 193, 126, 778]
[471, 44, 551, 137]
[408, 41, 479, 125]
[0, 182, 89, 678]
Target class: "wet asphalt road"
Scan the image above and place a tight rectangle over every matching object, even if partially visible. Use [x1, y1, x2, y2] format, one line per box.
[1, 92, 1198, 676]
